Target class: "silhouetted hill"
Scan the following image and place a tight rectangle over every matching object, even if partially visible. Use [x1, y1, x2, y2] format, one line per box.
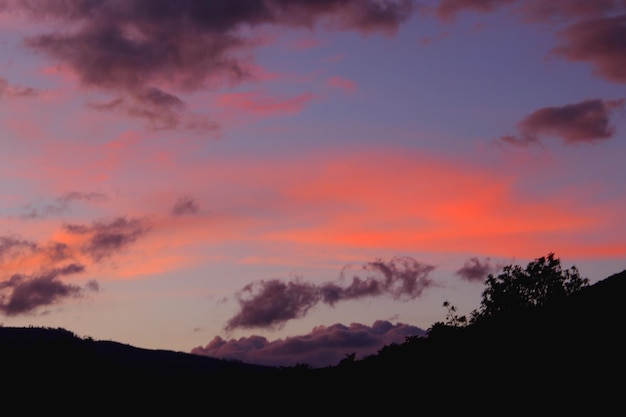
[2, 270, 624, 412]
[308, 269, 626, 412]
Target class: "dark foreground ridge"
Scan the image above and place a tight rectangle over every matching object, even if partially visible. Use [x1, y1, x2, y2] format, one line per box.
[2, 269, 625, 412]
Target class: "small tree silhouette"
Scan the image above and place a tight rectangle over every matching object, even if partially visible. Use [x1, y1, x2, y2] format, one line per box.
[470, 252, 589, 322]
[442, 301, 467, 327]
[339, 352, 356, 367]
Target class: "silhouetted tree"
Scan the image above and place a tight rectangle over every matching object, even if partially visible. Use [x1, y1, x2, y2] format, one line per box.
[470, 253, 588, 322]
[339, 352, 356, 367]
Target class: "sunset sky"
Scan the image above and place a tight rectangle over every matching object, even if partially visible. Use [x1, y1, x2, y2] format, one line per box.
[1, 0, 625, 368]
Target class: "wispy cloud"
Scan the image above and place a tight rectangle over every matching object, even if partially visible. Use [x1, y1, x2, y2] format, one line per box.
[63, 216, 151, 261]
[216, 91, 317, 116]
[0, 77, 38, 98]
[456, 257, 500, 282]
[171, 196, 200, 217]
[226, 256, 435, 330]
[193, 320, 425, 368]
[20, 191, 107, 219]
[326, 76, 358, 94]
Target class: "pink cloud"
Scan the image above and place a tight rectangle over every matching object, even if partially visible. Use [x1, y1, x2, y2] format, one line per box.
[326, 76, 358, 94]
[192, 320, 425, 368]
[0, 77, 38, 98]
[288, 37, 322, 51]
[433, 0, 518, 21]
[216, 91, 317, 116]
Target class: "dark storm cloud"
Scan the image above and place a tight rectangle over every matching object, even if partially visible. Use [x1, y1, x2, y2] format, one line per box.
[0, 263, 97, 316]
[499, 99, 625, 146]
[226, 256, 436, 330]
[193, 320, 425, 368]
[64, 216, 151, 261]
[553, 14, 626, 84]
[0, 0, 414, 129]
[456, 257, 498, 282]
[172, 196, 200, 216]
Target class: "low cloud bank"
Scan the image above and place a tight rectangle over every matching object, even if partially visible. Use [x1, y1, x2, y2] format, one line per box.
[192, 320, 425, 368]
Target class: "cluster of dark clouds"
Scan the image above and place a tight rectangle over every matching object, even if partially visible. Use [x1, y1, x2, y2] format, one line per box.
[428, 0, 626, 146]
[0, 0, 414, 130]
[2, 1, 623, 139]
[226, 256, 436, 330]
[194, 255, 497, 367]
[0, 215, 137, 314]
[0, 193, 198, 316]
[193, 320, 425, 368]
[0, 236, 96, 315]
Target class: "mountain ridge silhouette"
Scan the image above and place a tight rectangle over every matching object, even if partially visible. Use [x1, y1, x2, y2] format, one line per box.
[1, 269, 624, 412]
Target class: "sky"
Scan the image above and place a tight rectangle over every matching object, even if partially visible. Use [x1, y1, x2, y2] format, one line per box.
[0, 0, 625, 368]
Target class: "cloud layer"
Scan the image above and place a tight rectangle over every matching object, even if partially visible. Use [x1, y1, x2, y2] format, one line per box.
[0, 0, 414, 129]
[193, 320, 425, 368]
[226, 256, 435, 330]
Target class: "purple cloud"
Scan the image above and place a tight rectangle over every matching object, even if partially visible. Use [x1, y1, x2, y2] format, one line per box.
[0, 263, 98, 316]
[64, 216, 151, 261]
[192, 320, 425, 368]
[499, 99, 625, 146]
[553, 14, 626, 84]
[226, 279, 320, 330]
[172, 196, 200, 216]
[226, 256, 436, 330]
[456, 257, 499, 282]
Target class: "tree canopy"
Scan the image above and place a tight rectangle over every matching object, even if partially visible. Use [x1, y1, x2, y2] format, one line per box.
[470, 253, 589, 322]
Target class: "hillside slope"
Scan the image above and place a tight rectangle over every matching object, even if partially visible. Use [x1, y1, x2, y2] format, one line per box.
[1, 270, 624, 412]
